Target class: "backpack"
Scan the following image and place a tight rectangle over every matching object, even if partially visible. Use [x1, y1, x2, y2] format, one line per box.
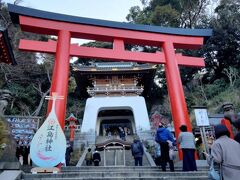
[132, 142, 141, 154]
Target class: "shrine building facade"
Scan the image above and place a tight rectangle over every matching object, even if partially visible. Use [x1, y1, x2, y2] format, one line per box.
[72, 62, 156, 142]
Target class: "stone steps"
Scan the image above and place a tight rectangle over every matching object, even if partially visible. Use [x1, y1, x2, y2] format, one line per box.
[61, 166, 209, 172]
[20, 160, 210, 180]
[22, 177, 208, 180]
[22, 166, 209, 180]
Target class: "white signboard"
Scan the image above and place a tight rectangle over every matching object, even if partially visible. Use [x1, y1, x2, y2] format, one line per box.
[30, 94, 66, 167]
[194, 108, 210, 126]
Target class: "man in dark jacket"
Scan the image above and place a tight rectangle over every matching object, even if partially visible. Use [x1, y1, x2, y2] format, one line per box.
[93, 149, 101, 166]
[155, 122, 175, 171]
[131, 138, 144, 166]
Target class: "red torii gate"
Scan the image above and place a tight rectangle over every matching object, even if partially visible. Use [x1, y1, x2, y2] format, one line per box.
[8, 4, 212, 145]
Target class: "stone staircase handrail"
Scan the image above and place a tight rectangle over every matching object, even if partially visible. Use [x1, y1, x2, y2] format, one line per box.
[142, 144, 156, 167]
[76, 145, 94, 167]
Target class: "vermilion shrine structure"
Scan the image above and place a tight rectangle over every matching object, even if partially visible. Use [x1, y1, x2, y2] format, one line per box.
[0, 28, 16, 65]
[8, 4, 212, 150]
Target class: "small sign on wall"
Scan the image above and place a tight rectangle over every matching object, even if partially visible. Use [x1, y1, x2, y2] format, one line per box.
[194, 108, 210, 126]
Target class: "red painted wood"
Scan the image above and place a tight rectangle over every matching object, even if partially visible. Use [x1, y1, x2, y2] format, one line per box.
[19, 16, 204, 49]
[113, 38, 125, 51]
[69, 127, 75, 142]
[163, 41, 192, 160]
[19, 39, 205, 67]
[47, 30, 71, 129]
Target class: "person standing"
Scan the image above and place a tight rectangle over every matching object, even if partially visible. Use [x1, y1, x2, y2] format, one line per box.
[85, 148, 93, 166]
[131, 137, 144, 166]
[92, 149, 101, 166]
[22, 144, 30, 165]
[119, 127, 126, 141]
[15, 143, 22, 161]
[65, 142, 73, 166]
[178, 125, 197, 171]
[206, 124, 240, 180]
[155, 122, 175, 171]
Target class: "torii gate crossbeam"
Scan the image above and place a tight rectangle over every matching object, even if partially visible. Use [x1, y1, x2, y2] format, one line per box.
[8, 4, 212, 158]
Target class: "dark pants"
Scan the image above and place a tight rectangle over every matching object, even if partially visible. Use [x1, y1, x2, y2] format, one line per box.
[65, 156, 70, 166]
[94, 160, 100, 166]
[86, 160, 92, 166]
[134, 157, 143, 166]
[160, 160, 174, 171]
[182, 149, 197, 171]
[23, 155, 28, 165]
[159, 142, 174, 171]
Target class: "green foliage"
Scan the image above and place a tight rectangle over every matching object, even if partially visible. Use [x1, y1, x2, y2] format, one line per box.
[5, 83, 38, 115]
[0, 116, 8, 146]
[203, 0, 240, 83]
[66, 96, 85, 119]
[126, 0, 240, 117]
[204, 79, 227, 99]
[126, 6, 151, 24]
[66, 78, 86, 119]
[187, 77, 240, 114]
[150, 5, 180, 27]
[0, 116, 16, 161]
[207, 88, 240, 114]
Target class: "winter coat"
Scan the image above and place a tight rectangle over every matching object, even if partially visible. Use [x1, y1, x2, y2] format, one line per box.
[178, 132, 196, 149]
[155, 127, 174, 143]
[131, 139, 144, 158]
[85, 152, 92, 161]
[211, 135, 240, 180]
[93, 151, 101, 162]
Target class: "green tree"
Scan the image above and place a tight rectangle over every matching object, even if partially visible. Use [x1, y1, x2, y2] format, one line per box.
[0, 2, 53, 116]
[202, 0, 240, 83]
[126, 0, 211, 108]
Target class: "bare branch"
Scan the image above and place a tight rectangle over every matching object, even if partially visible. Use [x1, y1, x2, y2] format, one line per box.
[31, 88, 50, 116]
[46, 68, 51, 83]
[223, 67, 239, 87]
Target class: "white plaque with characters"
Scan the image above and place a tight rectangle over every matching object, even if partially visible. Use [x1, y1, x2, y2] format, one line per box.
[194, 108, 210, 126]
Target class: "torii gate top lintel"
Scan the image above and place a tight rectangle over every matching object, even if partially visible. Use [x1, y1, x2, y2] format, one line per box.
[8, 4, 212, 66]
[8, 4, 212, 38]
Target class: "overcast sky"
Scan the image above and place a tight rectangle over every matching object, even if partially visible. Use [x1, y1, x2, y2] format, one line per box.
[3, 0, 142, 22]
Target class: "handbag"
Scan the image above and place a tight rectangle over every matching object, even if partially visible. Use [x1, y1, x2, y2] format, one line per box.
[169, 148, 176, 160]
[155, 143, 161, 158]
[208, 158, 221, 180]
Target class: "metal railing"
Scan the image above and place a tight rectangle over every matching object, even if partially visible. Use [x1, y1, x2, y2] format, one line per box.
[87, 86, 143, 96]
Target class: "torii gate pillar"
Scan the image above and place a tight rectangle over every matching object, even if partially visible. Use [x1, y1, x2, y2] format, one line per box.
[163, 41, 192, 136]
[47, 30, 71, 129]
